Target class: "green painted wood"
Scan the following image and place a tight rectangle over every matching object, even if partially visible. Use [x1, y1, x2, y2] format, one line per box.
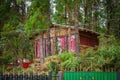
[64, 72, 117, 80]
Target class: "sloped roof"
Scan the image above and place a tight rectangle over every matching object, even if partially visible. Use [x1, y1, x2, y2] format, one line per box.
[51, 24, 99, 35]
[30, 24, 99, 39]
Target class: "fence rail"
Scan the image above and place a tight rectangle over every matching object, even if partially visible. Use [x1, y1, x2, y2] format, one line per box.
[64, 72, 120, 80]
[0, 72, 63, 80]
[1, 72, 120, 80]
[0, 74, 48, 80]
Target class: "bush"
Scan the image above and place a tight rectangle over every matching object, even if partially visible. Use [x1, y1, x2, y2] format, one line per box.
[58, 52, 74, 61]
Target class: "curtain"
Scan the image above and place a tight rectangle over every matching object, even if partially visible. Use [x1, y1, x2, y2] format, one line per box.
[69, 35, 76, 52]
[57, 36, 67, 54]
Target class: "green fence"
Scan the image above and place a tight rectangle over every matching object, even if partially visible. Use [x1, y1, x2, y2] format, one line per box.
[64, 72, 117, 80]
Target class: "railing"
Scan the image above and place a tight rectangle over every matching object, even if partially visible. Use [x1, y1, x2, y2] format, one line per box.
[64, 72, 120, 80]
[2, 71, 120, 80]
[0, 74, 48, 80]
[0, 72, 63, 80]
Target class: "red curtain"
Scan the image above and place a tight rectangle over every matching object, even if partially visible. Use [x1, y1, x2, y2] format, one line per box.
[57, 36, 67, 54]
[36, 35, 76, 57]
[68, 35, 76, 52]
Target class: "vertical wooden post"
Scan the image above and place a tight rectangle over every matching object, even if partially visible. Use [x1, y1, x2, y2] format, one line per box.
[91, 61, 93, 71]
[28, 72, 30, 80]
[0, 73, 2, 80]
[68, 28, 71, 53]
[66, 36, 68, 52]
[55, 27, 58, 54]
[58, 72, 63, 80]
[77, 67, 79, 71]
[2, 65, 4, 75]
[48, 27, 51, 56]
[34, 40, 37, 58]
[18, 71, 20, 78]
[22, 70, 24, 75]
[41, 32, 44, 64]
[105, 67, 106, 72]
[13, 68, 15, 80]
[48, 72, 52, 80]
[13, 68, 14, 75]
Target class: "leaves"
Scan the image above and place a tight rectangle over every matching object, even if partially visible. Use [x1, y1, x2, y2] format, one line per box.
[0, 0, 120, 73]
[47, 35, 120, 72]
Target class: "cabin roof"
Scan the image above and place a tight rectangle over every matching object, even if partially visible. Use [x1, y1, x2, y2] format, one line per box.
[51, 24, 99, 35]
[30, 24, 99, 40]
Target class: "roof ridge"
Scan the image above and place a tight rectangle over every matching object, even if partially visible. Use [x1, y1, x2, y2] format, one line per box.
[52, 23, 99, 35]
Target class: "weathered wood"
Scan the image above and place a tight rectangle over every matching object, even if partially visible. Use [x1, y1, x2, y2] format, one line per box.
[40, 32, 44, 63]
[32, 25, 99, 58]
[47, 26, 51, 56]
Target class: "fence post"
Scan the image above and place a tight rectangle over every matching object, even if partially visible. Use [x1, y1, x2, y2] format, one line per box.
[58, 72, 63, 80]
[0, 74, 2, 80]
[117, 72, 120, 80]
[29, 74, 33, 80]
[14, 74, 18, 80]
[9, 74, 13, 80]
[19, 74, 23, 80]
[48, 72, 52, 80]
[4, 74, 7, 80]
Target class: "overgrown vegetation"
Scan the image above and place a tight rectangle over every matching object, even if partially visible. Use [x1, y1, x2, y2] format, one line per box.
[0, 0, 120, 74]
[46, 35, 120, 73]
[0, 34, 120, 74]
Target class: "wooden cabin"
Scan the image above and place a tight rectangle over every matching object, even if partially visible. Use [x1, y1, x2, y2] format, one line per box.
[31, 24, 99, 59]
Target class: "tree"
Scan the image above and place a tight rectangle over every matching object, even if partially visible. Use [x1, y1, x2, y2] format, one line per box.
[104, 0, 120, 38]
[0, 0, 120, 69]
[25, 0, 52, 63]
[1, 29, 32, 66]
[47, 0, 51, 57]
[74, 2, 80, 55]
[0, 0, 32, 66]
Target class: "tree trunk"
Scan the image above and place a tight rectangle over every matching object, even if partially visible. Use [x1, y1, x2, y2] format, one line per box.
[20, 1, 25, 23]
[84, 0, 88, 28]
[67, 5, 72, 53]
[93, 0, 98, 31]
[118, 19, 120, 38]
[55, 27, 58, 54]
[47, 28, 51, 56]
[47, 1, 51, 56]
[106, 0, 112, 35]
[13, 49, 18, 66]
[74, 4, 80, 56]
[89, 4, 93, 30]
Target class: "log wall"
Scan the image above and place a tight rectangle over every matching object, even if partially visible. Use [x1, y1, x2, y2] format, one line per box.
[33, 25, 99, 58]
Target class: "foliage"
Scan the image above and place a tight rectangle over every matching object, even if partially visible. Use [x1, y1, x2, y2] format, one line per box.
[25, 0, 50, 36]
[39, 35, 120, 74]
[1, 24, 33, 67]
[46, 35, 120, 72]
[61, 57, 80, 71]
[58, 52, 74, 61]
[25, 10, 49, 36]
[48, 61, 59, 74]
[0, 0, 120, 74]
